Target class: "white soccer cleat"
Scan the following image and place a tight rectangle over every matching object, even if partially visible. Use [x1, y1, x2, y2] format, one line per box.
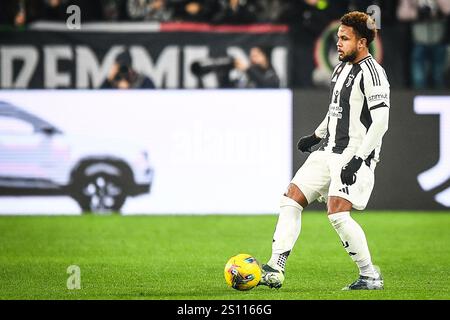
[258, 264, 285, 289]
[342, 265, 384, 290]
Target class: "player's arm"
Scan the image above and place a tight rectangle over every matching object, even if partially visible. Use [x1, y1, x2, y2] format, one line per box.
[341, 66, 390, 185]
[356, 65, 390, 160]
[355, 106, 389, 160]
[314, 114, 329, 139]
[297, 114, 328, 153]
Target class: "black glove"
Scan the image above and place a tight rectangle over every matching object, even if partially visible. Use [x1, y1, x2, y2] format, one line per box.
[340, 156, 363, 186]
[297, 134, 321, 153]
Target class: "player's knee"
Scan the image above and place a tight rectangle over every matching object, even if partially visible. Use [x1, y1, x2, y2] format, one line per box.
[280, 194, 303, 211]
[284, 183, 308, 208]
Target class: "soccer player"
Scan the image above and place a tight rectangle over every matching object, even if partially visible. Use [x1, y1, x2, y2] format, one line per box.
[259, 11, 389, 290]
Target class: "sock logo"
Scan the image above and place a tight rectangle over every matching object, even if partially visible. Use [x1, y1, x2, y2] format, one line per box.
[341, 241, 357, 256]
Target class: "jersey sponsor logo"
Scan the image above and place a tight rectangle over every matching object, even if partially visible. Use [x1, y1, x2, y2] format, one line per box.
[329, 105, 343, 119]
[368, 93, 388, 103]
[414, 97, 450, 207]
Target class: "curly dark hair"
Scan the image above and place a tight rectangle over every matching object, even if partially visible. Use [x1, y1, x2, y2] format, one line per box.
[340, 11, 377, 46]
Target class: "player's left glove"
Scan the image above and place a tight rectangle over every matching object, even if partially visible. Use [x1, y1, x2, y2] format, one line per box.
[341, 156, 363, 186]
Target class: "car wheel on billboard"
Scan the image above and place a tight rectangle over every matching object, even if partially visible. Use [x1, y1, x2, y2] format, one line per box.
[72, 173, 127, 214]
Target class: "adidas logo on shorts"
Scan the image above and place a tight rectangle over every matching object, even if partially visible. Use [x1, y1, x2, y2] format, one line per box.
[339, 186, 350, 195]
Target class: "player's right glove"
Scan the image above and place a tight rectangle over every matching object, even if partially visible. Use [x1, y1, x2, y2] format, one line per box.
[297, 134, 321, 153]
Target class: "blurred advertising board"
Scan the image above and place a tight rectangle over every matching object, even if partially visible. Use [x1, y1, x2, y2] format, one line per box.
[0, 89, 292, 214]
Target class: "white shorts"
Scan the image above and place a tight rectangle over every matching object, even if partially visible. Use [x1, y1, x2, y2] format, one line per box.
[291, 150, 375, 210]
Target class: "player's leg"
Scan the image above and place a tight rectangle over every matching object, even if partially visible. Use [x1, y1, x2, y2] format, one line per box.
[259, 183, 310, 288]
[327, 197, 379, 277]
[268, 183, 307, 270]
[327, 159, 383, 290]
[260, 151, 327, 288]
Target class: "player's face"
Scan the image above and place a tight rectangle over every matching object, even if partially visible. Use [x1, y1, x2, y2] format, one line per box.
[336, 25, 358, 63]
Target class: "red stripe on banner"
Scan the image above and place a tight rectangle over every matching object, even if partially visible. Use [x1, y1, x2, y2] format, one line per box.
[160, 22, 289, 33]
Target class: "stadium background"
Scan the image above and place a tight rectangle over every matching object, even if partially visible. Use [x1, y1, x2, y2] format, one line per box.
[0, 0, 449, 302]
[1, 0, 449, 213]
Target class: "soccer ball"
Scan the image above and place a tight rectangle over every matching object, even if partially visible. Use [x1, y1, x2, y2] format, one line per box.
[224, 253, 262, 291]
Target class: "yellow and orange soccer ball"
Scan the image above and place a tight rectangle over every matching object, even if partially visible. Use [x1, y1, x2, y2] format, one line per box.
[224, 253, 262, 291]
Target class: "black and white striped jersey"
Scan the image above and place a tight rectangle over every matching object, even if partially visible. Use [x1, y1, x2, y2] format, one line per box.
[315, 54, 390, 164]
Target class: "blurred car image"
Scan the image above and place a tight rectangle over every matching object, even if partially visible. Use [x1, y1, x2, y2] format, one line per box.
[0, 101, 153, 214]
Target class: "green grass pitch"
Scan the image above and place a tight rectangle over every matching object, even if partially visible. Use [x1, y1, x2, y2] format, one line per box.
[0, 212, 449, 300]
